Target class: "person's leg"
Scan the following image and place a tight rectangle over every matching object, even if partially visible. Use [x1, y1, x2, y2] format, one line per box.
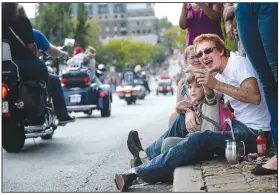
[48, 73, 75, 122]
[127, 114, 188, 168]
[15, 59, 48, 82]
[257, 3, 278, 154]
[145, 114, 188, 159]
[256, 3, 278, 172]
[134, 120, 258, 182]
[236, 3, 278, 170]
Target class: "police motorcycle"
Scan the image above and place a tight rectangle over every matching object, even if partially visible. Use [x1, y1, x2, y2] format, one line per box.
[61, 59, 111, 117]
[2, 40, 59, 153]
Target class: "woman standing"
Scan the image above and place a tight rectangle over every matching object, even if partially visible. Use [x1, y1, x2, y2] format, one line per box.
[179, 3, 224, 46]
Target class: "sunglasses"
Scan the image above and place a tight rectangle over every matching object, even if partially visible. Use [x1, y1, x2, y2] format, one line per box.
[195, 47, 217, 59]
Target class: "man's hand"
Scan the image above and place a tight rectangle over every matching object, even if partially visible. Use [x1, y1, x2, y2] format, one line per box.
[61, 51, 69, 58]
[223, 5, 235, 21]
[186, 110, 200, 132]
[195, 3, 206, 7]
[176, 100, 193, 114]
[194, 69, 219, 89]
[225, 21, 236, 40]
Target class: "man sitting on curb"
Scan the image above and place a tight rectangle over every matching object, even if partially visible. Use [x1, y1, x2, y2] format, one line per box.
[114, 34, 272, 192]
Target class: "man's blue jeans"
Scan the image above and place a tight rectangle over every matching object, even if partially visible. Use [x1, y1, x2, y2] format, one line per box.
[48, 74, 68, 119]
[135, 115, 258, 182]
[235, 3, 278, 153]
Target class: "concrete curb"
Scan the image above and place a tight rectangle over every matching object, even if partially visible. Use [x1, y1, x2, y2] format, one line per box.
[173, 157, 278, 192]
[173, 163, 206, 192]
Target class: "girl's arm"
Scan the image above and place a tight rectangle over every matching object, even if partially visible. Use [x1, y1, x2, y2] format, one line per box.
[179, 3, 188, 29]
[196, 3, 223, 21]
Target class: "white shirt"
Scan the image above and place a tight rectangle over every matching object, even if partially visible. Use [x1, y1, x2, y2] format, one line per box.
[215, 55, 271, 131]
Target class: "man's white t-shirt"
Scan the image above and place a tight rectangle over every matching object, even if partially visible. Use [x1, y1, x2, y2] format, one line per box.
[215, 55, 271, 131]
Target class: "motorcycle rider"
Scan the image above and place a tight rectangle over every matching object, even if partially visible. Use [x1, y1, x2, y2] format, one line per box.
[121, 63, 141, 85]
[3, 3, 48, 82]
[67, 46, 96, 81]
[134, 64, 151, 93]
[16, 4, 75, 123]
[96, 64, 108, 84]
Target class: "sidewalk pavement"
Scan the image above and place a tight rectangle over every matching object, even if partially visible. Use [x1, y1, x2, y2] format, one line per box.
[173, 156, 278, 192]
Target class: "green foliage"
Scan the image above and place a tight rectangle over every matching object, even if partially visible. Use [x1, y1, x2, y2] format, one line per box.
[85, 20, 102, 50]
[33, 3, 167, 70]
[73, 3, 89, 48]
[162, 26, 186, 49]
[159, 17, 173, 29]
[34, 3, 73, 46]
[34, 3, 102, 52]
[95, 38, 162, 72]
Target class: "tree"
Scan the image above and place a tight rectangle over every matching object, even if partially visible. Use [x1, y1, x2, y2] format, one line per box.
[34, 3, 73, 46]
[95, 38, 162, 72]
[85, 20, 102, 50]
[73, 3, 89, 48]
[159, 17, 173, 29]
[162, 26, 186, 50]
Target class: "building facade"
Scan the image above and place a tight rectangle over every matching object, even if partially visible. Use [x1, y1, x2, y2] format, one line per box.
[71, 3, 160, 45]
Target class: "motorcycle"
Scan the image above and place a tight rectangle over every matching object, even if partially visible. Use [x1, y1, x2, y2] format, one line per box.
[2, 40, 59, 153]
[116, 79, 146, 105]
[61, 60, 111, 117]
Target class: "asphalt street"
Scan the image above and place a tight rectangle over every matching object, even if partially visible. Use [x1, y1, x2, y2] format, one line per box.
[3, 80, 177, 192]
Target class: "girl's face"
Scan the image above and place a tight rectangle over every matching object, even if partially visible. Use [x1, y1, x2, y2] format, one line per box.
[184, 50, 203, 70]
[187, 81, 204, 103]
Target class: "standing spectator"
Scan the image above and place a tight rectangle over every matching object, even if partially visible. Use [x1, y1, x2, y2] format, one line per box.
[223, 3, 246, 57]
[179, 3, 224, 46]
[235, 3, 278, 175]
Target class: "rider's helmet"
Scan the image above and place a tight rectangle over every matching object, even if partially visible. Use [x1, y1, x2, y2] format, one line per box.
[134, 64, 142, 73]
[73, 47, 84, 56]
[96, 64, 106, 77]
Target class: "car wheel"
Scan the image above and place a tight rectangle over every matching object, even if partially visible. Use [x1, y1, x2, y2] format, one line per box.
[101, 96, 111, 117]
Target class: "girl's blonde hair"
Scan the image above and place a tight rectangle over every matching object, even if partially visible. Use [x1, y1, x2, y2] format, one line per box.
[85, 46, 96, 55]
[183, 45, 194, 61]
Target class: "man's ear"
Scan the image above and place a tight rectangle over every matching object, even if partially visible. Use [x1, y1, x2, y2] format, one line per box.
[219, 49, 225, 56]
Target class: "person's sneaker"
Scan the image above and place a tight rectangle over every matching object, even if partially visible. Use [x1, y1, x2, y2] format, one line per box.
[59, 116, 76, 124]
[114, 173, 138, 192]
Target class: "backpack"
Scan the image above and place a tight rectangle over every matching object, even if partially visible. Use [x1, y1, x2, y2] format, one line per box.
[198, 100, 234, 132]
[218, 103, 234, 132]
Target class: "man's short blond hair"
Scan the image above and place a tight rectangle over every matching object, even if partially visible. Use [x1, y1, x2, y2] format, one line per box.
[193, 34, 228, 57]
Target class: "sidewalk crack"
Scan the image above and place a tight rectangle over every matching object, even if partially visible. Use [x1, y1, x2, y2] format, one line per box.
[200, 161, 208, 192]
